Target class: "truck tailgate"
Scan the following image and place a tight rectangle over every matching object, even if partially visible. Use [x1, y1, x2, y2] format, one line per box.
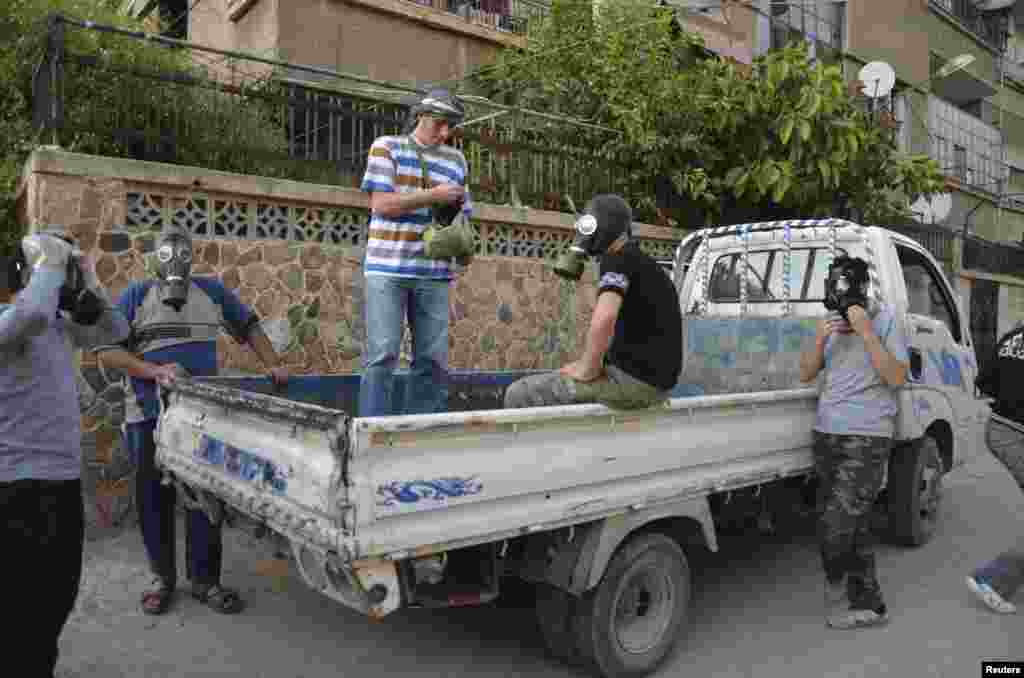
[155, 378, 350, 552]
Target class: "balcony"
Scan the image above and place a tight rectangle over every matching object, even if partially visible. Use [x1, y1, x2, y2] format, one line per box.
[929, 94, 1007, 193]
[767, 1, 843, 60]
[406, 0, 550, 35]
[929, 0, 1008, 50]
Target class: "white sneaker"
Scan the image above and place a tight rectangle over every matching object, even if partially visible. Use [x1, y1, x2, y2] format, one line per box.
[966, 575, 1017, 614]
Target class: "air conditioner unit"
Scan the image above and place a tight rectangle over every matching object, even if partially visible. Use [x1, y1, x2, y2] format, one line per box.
[975, 0, 1016, 11]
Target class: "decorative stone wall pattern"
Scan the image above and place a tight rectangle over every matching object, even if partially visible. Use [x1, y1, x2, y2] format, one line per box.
[20, 149, 682, 531]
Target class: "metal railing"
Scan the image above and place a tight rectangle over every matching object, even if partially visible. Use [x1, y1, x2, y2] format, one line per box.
[407, 0, 549, 36]
[887, 220, 957, 269]
[964, 233, 1024, 276]
[929, 95, 1007, 194]
[768, 1, 843, 60]
[32, 15, 626, 214]
[929, 0, 1007, 50]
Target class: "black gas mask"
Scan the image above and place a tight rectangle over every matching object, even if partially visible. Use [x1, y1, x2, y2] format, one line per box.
[823, 256, 870, 321]
[553, 194, 633, 281]
[155, 226, 193, 311]
[4, 235, 104, 325]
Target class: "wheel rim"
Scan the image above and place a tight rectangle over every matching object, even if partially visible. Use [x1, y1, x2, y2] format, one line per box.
[612, 563, 676, 655]
[918, 445, 943, 530]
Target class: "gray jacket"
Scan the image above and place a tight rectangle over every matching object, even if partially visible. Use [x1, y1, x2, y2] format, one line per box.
[0, 269, 130, 482]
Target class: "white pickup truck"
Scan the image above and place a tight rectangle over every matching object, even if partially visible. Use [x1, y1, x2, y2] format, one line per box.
[154, 218, 990, 678]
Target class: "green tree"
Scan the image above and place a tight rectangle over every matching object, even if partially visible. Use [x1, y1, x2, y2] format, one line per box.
[0, 1, 289, 255]
[0, 0, 166, 253]
[477, 0, 946, 227]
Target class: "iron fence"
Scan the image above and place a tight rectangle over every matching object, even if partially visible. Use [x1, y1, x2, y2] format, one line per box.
[964, 234, 1024, 277]
[929, 0, 1007, 50]
[888, 221, 957, 269]
[767, 1, 844, 64]
[410, 0, 550, 36]
[32, 14, 625, 214]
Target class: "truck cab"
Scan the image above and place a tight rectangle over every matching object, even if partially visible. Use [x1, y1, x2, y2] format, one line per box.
[673, 219, 990, 541]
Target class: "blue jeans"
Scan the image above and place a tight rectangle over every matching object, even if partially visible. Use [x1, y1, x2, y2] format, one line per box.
[358, 275, 450, 417]
[125, 419, 222, 589]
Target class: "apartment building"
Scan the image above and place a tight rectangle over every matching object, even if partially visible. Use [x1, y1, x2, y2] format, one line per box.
[751, 0, 1024, 336]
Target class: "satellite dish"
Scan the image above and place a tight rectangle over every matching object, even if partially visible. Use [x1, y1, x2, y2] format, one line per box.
[911, 193, 953, 224]
[858, 61, 896, 99]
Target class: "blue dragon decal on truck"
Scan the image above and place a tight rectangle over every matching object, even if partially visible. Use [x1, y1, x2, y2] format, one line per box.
[376, 477, 484, 509]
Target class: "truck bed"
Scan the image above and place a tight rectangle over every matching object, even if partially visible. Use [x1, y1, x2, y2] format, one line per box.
[194, 370, 707, 415]
[156, 368, 817, 566]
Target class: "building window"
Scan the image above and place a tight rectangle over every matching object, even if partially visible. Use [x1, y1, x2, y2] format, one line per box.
[767, 1, 844, 59]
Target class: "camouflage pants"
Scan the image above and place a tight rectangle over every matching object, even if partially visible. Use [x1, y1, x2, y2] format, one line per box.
[503, 364, 669, 410]
[813, 431, 892, 610]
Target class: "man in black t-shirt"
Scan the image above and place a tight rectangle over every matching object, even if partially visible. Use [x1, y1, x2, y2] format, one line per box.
[504, 194, 682, 410]
[976, 321, 1024, 426]
[965, 320, 1024, 614]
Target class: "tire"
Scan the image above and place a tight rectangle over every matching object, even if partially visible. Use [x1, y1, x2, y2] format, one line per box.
[887, 435, 944, 547]
[572, 533, 692, 678]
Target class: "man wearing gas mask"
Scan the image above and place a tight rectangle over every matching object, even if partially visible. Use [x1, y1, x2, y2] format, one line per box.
[359, 88, 474, 417]
[799, 255, 909, 629]
[504, 194, 682, 410]
[96, 223, 288, 616]
[1, 231, 129, 678]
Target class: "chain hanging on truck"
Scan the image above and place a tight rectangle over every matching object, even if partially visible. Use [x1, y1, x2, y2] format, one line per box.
[739, 223, 751, 316]
[857, 223, 884, 308]
[827, 220, 838, 269]
[782, 222, 792, 316]
[698, 229, 712, 316]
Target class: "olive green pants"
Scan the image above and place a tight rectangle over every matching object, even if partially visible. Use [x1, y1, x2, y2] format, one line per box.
[503, 364, 669, 410]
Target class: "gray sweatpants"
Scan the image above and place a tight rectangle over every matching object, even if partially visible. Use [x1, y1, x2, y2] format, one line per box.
[503, 363, 669, 410]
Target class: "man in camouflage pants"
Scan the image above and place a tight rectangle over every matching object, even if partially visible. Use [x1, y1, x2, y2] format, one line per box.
[800, 256, 909, 628]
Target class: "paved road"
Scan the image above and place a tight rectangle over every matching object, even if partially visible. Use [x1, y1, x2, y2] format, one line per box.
[60, 447, 1023, 678]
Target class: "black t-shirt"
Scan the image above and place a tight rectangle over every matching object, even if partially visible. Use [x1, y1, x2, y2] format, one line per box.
[977, 326, 1024, 425]
[598, 242, 683, 391]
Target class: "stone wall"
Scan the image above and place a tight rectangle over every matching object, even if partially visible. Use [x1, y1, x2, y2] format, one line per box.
[18, 148, 681, 532]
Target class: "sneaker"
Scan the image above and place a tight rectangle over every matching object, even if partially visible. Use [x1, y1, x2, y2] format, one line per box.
[825, 578, 889, 628]
[827, 606, 889, 629]
[824, 579, 849, 626]
[966, 575, 1017, 614]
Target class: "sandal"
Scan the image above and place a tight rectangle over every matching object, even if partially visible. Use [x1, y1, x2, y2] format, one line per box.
[191, 583, 246, 615]
[140, 578, 175, 616]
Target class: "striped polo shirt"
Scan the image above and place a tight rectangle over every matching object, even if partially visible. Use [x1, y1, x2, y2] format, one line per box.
[360, 135, 473, 280]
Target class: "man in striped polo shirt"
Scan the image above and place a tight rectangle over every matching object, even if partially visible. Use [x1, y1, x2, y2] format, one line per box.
[359, 89, 473, 417]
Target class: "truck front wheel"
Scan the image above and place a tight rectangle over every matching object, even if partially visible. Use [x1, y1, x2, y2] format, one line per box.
[570, 532, 691, 678]
[887, 435, 944, 546]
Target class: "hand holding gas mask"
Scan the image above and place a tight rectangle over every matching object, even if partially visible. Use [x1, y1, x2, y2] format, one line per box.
[14, 231, 107, 325]
[823, 256, 870, 324]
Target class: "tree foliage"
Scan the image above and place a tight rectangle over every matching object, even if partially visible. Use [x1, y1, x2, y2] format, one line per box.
[0, 0, 288, 255]
[477, 0, 947, 227]
[0, 0, 166, 253]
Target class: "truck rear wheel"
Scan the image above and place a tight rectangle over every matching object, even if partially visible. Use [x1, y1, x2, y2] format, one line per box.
[887, 435, 944, 546]
[571, 532, 691, 678]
